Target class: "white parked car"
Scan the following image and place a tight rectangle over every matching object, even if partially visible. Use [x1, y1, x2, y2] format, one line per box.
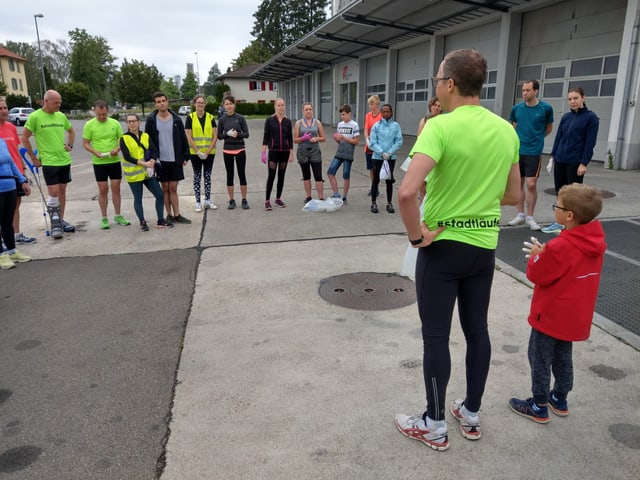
[8, 107, 34, 126]
[178, 106, 191, 115]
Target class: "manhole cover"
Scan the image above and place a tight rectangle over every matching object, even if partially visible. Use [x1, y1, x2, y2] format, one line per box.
[544, 187, 615, 198]
[319, 272, 416, 311]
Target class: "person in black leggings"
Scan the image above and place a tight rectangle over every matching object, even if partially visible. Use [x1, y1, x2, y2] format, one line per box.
[217, 95, 250, 210]
[262, 98, 293, 210]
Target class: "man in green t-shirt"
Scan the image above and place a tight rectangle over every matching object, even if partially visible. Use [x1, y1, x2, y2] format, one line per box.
[395, 49, 520, 452]
[82, 100, 129, 229]
[21, 89, 75, 239]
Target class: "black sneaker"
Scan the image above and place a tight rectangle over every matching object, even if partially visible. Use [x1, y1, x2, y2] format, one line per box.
[173, 214, 192, 224]
[371, 203, 379, 213]
[386, 203, 395, 213]
[156, 219, 174, 229]
[166, 215, 175, 222]
[140, 220, 149, 232]
[62, 220, 75, 232]
[228, 199, 236, 210]
[304, 196, 312, 204]
[241, 199, 250, 210]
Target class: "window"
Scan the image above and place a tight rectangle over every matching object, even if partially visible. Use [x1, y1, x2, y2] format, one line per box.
[11, 79, 18, 89]
[396, 78, 428, 103]
[517, 65, 542, 82]
[365, 83, 386, 102]
[571, 58, 602, 77]
[480, 69, 497, 100]
[8, 59, 15, 72]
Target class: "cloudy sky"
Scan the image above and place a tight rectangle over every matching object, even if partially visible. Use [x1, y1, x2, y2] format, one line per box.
[1, 0, 264, 79]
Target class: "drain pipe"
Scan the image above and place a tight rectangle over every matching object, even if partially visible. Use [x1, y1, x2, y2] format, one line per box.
[614, 5, 640, 170]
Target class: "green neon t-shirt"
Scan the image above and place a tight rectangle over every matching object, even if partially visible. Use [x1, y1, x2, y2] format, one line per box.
[410, 105, 519, 250]
[83, 117, 124, 164]
[24, 109, 73, 167]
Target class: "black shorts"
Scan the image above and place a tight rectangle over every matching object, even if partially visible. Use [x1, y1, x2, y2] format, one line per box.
[519, 154, 541, 178]
[42, 165, 72, 186]
[158, 161, 185, 182]
[93, 162, 123, 182]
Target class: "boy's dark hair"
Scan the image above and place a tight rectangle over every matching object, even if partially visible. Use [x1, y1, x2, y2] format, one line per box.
[558, 183, 603, 224]
[339, 104, 351, 114]
[153, 91, 167, 101]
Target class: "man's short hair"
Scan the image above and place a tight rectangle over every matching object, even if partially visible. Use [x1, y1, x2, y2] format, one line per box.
[442, 49, 487, 98]
[94, 99, 108, 109]
[153, 91, 167, 101]
[526, 80, 540, 91]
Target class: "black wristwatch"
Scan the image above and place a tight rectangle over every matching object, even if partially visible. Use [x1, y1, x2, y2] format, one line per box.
[409, 235, 424, 246]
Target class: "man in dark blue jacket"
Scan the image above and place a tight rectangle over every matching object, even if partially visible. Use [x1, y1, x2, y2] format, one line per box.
[145, 91, 191, 224]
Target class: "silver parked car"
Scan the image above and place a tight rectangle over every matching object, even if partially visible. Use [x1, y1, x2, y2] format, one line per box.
[8, 107, 34, 126]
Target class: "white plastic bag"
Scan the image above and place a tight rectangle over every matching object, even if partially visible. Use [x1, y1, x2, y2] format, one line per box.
[380, 160, 391, 180]
[302, 197, 344, 212]
[400, 244, 418, 279]
[546, 157, 554, 174]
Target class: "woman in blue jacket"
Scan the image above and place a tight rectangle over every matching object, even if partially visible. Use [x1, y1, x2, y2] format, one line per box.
[0, 139, 32, 269]
[543, 86, 599, 233]
[369, 104, 403, 214]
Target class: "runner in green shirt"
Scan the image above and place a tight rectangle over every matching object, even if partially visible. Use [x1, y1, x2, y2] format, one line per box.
[83, 100, 130, 229]
[395, 49, 520, 452]
[21, 89, 75, 238]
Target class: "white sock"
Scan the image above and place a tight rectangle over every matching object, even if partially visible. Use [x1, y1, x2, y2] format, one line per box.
[47, 196, 59, 208]
[426, 416, 446, 431]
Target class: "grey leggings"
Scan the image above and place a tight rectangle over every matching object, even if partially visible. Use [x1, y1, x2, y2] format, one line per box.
[528, 328, 573, 404]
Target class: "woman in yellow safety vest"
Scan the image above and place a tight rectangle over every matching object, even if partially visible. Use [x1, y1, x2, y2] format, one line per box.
[120, 114, 171, 230]
[185, 94, 218, 213]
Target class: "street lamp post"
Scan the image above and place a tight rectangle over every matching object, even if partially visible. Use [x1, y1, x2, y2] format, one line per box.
[194, 51, 200, 95]
[33, 13, 47, 99]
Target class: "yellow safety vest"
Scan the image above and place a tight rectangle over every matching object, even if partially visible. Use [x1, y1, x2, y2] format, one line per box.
[120, 132, 149, 183]
[189, 112, 216, 155]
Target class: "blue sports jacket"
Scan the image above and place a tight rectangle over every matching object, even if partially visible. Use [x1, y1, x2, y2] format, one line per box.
[550, 105, 599, 165]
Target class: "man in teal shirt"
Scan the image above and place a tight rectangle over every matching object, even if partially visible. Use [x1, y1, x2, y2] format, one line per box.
[508, 80, 554, 230]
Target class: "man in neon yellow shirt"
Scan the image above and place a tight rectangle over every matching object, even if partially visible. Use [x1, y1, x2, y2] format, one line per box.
[395, 49, 520, 451]
[22, 89, 75, 239]
[83, 100, 129, 229]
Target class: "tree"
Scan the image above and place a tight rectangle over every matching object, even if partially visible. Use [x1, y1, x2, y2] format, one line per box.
[113, 59, 163, 117]
[68, 28, 116, 102]
[56, 82, 91, 111]
[3, 39, 71, 99]
[180, 71, 198, 100]
[214, 82, 230, 103]
[250, 0, 329, 57]
[231, 40, 271, 70]
[160, 78, 180, 101]
[203, 63, 221, 96]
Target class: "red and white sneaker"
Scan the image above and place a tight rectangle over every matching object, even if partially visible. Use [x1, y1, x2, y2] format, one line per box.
[450, 399, 481, 440]
[394, 413, 449, 451]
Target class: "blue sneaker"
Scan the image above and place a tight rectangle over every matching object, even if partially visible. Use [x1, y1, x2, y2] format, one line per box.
[549, 392, 569, 416]
[508, 397, 550, 423]
[541, 222, 564, 234]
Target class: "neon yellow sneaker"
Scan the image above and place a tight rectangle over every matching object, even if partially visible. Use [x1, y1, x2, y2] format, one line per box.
[9, 250, 32, 263]
[0, 254, 16, 269]
[101, 217, 110, 229]
[114, 215, 131, 226]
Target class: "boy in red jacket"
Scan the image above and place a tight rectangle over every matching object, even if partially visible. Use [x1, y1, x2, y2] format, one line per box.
[509, 183, 606, 423]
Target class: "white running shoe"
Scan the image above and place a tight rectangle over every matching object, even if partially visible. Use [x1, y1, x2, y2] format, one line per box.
[195, 203, 203, 213]
[204, 200, 218, 210]
[525, 216, 541, 231]
[507, 213, 526, 226]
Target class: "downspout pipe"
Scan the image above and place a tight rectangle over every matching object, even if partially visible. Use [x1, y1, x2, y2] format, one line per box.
[615, 5, 640, 170]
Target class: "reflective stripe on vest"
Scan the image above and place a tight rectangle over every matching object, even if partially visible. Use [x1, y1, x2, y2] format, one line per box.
[189, 112, 216, 154]
[121, 133, 148, 183]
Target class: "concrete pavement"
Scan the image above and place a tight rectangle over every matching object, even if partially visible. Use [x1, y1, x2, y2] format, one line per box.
[5, 118, 640, 479]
